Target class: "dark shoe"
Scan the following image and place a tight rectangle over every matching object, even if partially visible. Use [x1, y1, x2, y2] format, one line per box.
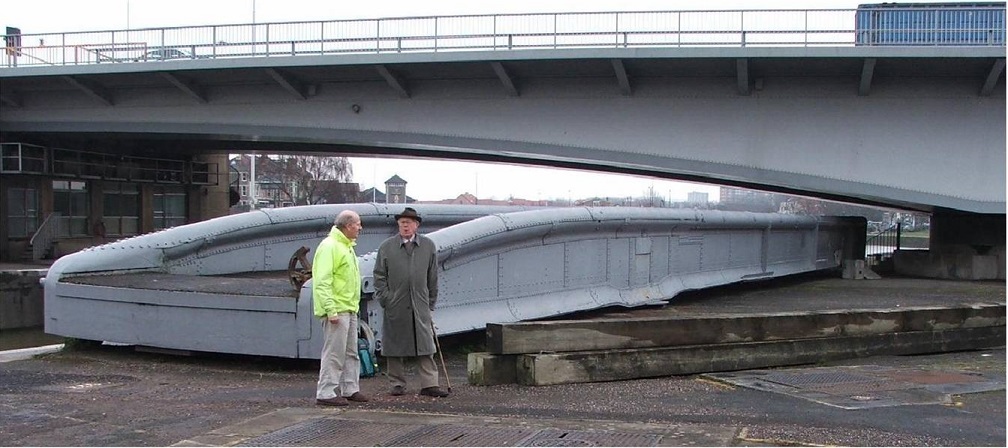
[390, 385, 405, 396]
[346, 392, 370, 402]
[419, 386, 449, 398]
[316, 396, 349, 407]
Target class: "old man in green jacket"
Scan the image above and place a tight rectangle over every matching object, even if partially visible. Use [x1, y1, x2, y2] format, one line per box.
[373, 207, 449, 398]
[312, 210, 370, 406]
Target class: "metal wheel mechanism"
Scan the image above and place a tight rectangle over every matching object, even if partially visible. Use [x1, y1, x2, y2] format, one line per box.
[288, 246, 312, 290]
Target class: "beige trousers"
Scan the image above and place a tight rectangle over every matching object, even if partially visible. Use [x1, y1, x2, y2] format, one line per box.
[316, 312, 360, 400]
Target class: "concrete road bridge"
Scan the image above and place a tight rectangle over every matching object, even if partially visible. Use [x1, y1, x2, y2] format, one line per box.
[0, 8, 1004, 217]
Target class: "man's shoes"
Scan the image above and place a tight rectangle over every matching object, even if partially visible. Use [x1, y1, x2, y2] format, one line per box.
[316, 396, 349, 407]
[346, 392, 370, 402]
[419, 386, 450, 398]
[390, 385, 405, 396]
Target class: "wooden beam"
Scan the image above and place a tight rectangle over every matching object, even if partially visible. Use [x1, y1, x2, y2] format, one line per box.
[611, 58, 632, 96]
[980, 58, 1005, 97]
[159, 72, 207, 103]
[487, 304, 1004, 354]
[490, 61, 519, 97]
[375, 64, 410, 98]
[264, 68, 308, 100]
[516, 327, 1004, 385]
[859, 58, 876, 96]
[61, 75, 113, 106]
[736, 58, 750, 95]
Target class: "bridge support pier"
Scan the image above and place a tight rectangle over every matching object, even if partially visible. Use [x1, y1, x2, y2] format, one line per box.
[894, 210, 1005, 280]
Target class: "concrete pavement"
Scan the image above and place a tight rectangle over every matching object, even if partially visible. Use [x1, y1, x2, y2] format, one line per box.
[1, 274, 1004, 446]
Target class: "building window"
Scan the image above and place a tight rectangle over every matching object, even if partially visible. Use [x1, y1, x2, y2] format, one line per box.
[153, 187, 186, 230]
[52, 180, 89, 237]
[7, 187, 38, 239]
[103, 183, 140, 236]
[240, 185, 249, 197]
[240, 172, 248, 182]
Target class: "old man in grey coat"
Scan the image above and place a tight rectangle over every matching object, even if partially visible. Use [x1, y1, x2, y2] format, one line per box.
[373, 207, 449, 398]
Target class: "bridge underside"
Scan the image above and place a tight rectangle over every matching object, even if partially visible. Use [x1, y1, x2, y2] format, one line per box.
[1, 48, 1004, 214]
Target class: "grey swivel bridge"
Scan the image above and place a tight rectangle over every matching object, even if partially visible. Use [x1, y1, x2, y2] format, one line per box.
[42, 204, 863, 359]
[0, 8, 1005, 214]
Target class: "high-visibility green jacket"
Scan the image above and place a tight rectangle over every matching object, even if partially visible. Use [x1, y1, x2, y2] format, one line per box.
[312, 226, 360, 318]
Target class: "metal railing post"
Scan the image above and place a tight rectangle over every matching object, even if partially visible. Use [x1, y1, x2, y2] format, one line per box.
[615, 12, 620, 47]
[804, 10, 809, 46]
[740, 10, 746, 47]
[895, 222, 902, 251]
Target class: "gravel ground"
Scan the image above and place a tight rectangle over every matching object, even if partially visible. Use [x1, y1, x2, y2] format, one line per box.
[3, 274, 1003, 446]
[1, 343, 1003, 446]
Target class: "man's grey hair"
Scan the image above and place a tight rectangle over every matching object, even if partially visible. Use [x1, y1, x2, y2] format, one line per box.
[334, 210, 360, 229]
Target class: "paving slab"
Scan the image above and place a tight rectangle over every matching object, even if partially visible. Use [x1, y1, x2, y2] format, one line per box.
[704, 364, 1005, 409]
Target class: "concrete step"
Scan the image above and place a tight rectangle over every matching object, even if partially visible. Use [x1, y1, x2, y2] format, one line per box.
[470, 303, 1006, 386]
[486, 303, 1005, 355]
[470, 327, 1005, 386]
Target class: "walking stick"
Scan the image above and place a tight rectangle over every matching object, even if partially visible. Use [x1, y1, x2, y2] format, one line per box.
[432, 322, 452, 391]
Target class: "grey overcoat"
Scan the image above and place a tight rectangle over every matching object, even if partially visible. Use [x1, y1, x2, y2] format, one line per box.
[373, 234, 439, 357]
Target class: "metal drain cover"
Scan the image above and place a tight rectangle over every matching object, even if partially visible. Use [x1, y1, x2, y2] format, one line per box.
[704, 365, 1005, 410]
[384, 424, 540, 446]
[761, 371, 879, 387]
[238, 418, 422, 447]
[518, 429, 660, 447]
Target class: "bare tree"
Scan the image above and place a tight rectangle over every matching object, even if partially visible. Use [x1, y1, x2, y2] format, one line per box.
[256, 154, 354, 205]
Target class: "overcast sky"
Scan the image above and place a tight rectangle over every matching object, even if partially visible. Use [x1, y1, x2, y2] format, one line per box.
[3, 0, 953, 202]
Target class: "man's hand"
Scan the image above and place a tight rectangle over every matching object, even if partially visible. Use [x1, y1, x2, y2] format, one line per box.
[328, 315, 340, 324]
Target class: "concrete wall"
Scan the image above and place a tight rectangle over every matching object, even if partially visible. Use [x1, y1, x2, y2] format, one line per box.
[0, 269, 46, 330]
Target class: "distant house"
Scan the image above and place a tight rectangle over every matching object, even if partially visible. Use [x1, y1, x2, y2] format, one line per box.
[314, 180, 361, 204]
[385, 175, 408, 204]
[359, 187, 387, 203]
[230, 156, 361, 207]
[423, 192, 548, 207]
[229, 155, 295, 208]
[357, 174, 415, 204]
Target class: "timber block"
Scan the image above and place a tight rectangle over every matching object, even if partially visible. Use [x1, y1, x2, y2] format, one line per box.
[467, 352, 517, 386]
[487, 304, 1005, 355]
[515, 327, 1006, 386]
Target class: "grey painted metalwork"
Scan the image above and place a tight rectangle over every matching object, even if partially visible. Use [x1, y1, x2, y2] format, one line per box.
[43, 205, 860, 359]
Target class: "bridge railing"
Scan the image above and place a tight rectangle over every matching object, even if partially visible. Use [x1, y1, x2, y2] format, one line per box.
[866, 222, 902, 268]
[2, 6, 1005, 68]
